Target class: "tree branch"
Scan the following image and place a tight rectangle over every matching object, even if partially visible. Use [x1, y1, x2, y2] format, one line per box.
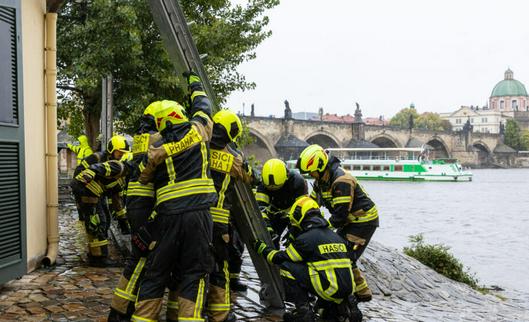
[57, 84, 84, 95]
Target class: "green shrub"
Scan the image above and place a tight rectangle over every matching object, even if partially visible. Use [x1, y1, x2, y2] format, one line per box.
[403, 234, 479, 289]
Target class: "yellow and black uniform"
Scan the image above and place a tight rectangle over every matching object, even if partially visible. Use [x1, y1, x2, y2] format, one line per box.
[207, 110, 250, 322]
[109, 109, 162, 321]
[255, 169, 307, 247]
[70, 152, 129, 262]
[309, 154, 378, 302]
[132, 73, 216, 322]
[68, 134, 93, 165]
[253, 197, 362, 322]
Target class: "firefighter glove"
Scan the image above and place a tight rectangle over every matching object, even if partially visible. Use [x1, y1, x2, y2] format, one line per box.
[329, 215, 347, 229]
[75, 169, 95, 184]
[183, 70, 201, 85]
[117, 218, 131, 235]
[252, 239, 267, 256]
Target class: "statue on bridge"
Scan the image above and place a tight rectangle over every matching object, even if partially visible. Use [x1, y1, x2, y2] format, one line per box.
[251, 103, 255, 117]
[284, 99, 292, 119]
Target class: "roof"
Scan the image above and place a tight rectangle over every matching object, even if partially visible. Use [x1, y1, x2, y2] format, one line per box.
[491, 69, 528, 97]
[274, 134, 309, 148]
[493, 143, 517, 153]
[346, 139, 379, 148]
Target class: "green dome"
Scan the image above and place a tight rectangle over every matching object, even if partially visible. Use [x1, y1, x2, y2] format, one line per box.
[490, 69, 528, 97]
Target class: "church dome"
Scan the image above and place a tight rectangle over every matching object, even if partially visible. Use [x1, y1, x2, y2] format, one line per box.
[490, 69, 528, 97]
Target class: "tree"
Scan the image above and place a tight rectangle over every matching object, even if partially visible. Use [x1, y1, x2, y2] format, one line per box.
[389, 108, 451, 131]
[416, 112, 452, 131]
[57, 0, 278, 146]
[389, 108, 419, 128]
[504, 119, 525, 150]
[521, 130, 529, 151]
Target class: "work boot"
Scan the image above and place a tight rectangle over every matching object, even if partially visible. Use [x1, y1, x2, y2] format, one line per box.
[347, 295, 363, 322]
[283, 305, 315, 322]
[224, 311, 238, 322]
[107, 307, 130, 322]
[87, 255, 121, 267]
[230, 278, 248, 292]
[352, 268, 372, 302]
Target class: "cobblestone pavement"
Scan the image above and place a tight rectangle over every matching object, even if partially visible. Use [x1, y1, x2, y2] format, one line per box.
[1, 189, 529, 321]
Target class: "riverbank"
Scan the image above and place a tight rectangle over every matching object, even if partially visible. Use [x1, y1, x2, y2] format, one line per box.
[1, 196, 528, 321]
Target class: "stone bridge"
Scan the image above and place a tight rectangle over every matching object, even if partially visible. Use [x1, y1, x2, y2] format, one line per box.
[242, 116, 504, 166]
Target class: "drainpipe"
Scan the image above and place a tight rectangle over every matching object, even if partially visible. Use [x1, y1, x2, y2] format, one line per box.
[42, 12, 59, 266]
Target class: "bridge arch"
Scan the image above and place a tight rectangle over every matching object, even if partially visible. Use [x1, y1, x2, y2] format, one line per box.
[472, 141, 491, 164]
[243, 129, 276, 162]
[369, 134, 401, 148]
[304, 131, 341, 148]
[426, 137, 450, 159]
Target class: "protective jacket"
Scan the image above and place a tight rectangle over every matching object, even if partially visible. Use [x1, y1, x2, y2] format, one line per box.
[68, 135, 93, 165]
[255, 170, 307, 229]
[139, 89, 216, 214]
[258, 215, 354, 304]
[311, 156, 378, 226]
[73, 154, 129, 217]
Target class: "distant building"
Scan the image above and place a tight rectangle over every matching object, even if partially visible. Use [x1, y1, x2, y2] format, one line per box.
[319, 113, 389, 125]
[439, 106, 509, 133]
[440, 68, 529, 133]
[489, 69, 529, 112]
[364, 116, 389, 126]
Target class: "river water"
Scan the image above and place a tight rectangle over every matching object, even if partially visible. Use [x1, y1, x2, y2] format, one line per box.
[316, 169, 529, 292]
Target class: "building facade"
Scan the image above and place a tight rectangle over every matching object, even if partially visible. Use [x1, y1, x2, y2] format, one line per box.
[489, 69, 529, 112]
[0, 0, 60, 284]
[439, 106, 509, 134]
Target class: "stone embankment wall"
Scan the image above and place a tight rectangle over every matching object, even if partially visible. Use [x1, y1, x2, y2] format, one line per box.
[357, 241, 529, 321]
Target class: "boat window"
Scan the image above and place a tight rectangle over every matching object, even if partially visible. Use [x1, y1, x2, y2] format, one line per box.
[383, 165, 390, 171]
[372, 165, 381, 171]
[353, 165, 361, 171]
[394, 165, 403, 171]
[343, 164, 351, 170]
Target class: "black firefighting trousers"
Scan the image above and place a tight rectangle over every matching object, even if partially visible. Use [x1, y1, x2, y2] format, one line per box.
[206, 223, 231, 322]
[132, 209, 215, 322]
[110, 197, 158, 318]
[280, 261, 354, 307]
[71, 182, 109, 258]
[227, 222, 244, 281]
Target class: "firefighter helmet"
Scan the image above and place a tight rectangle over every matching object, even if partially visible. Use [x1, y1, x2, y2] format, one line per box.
[213, 109, 243, 142]
[107, 135, 130, 154]
[297, 144, 328, 174]
[288, 196, 321, 229]
[261, 158, 288, 190]
[153, 100, 188, 132]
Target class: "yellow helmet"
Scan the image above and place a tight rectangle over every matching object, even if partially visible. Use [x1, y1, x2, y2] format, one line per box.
[261, 158, 288, 190]
[297, 144, 328, 174]
[143, 101, 160, 118]
[288, 196, 321, 229]
[213, 109, 243, 142]
[153, 100, 188, 132]
[107, 135, 130, 154]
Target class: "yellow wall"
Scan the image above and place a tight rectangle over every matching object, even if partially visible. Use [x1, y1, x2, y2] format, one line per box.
[21, 0, 48, 272]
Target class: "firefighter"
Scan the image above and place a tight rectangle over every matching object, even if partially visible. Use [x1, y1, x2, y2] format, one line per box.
[297, 144, 379, 302]
[206, 109, 252, 322]
[252, 196, 362, 322]
[131, 72, 216, 322]
[70, 135, 130, 267]
[108, 104, 162, 321]
[255, 158, 307, 248]
[68, 134, 93, 165]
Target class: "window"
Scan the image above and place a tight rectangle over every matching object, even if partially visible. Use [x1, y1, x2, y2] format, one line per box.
[456, 118, 461, 124]
[394, 165, 403, 171]
[372, 165, 381, 171]
[342, 164, 351, 170]
[500, 100, 504, 110]
[353, 165, 361, 171]
[0, 5, 18, 124]
[512, 100, 518, 111]
[481, 117, 487, 123]
[470, 118, 474, 124]
[382, 165, 390, 171]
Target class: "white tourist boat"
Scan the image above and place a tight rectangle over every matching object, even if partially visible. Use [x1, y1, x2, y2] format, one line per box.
[287, 147, 473, 182]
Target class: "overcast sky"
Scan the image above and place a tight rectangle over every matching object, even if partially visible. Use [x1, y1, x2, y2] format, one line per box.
[225, 0, 529, 119]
